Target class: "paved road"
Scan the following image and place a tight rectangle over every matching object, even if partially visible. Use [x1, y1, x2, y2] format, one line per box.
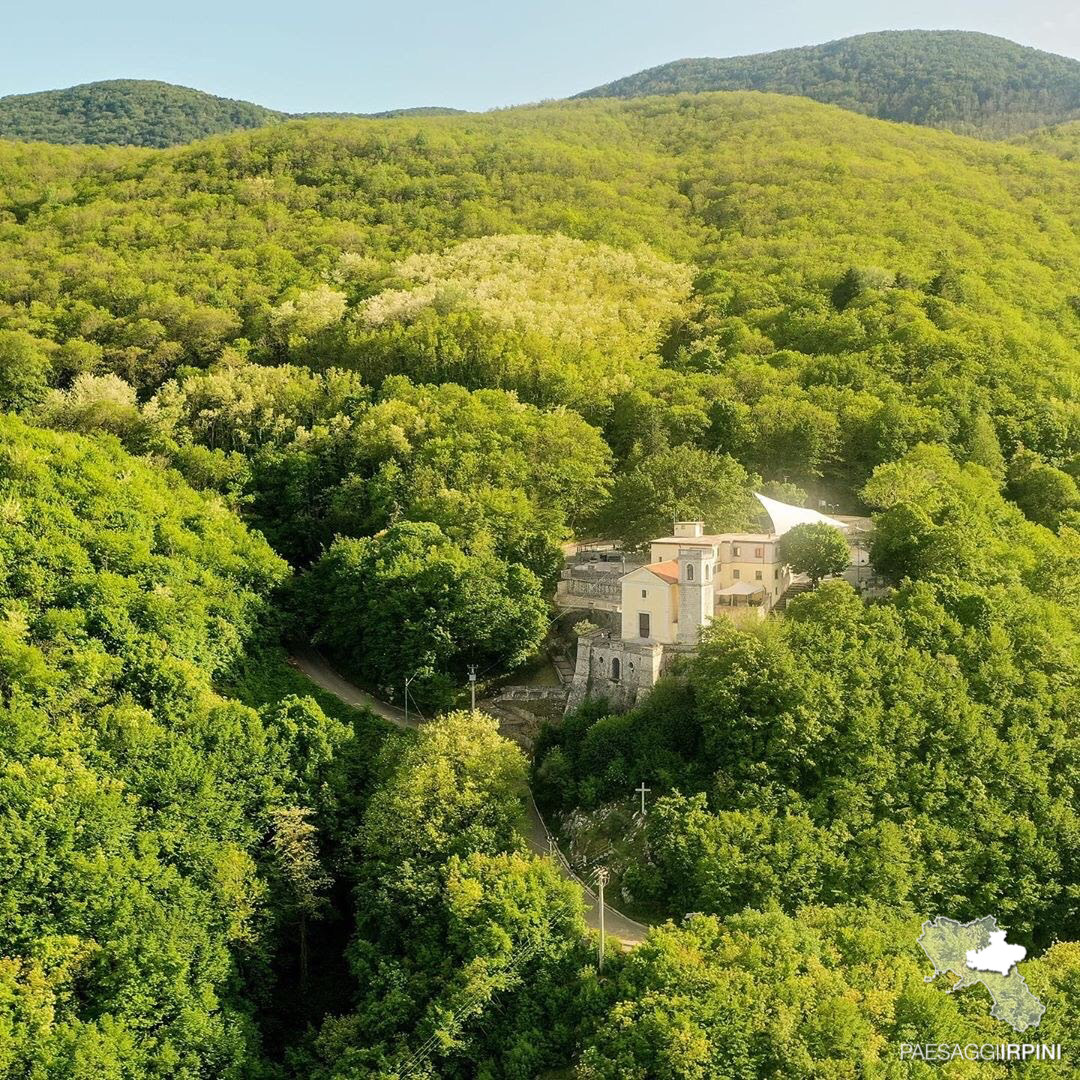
[291, 649, 413, 727]
[290, 650, 649, 947]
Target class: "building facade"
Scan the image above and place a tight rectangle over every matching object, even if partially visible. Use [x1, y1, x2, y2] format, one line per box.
[567, 494, 862, 709]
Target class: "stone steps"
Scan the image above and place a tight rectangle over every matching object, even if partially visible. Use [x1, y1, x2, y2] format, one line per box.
[774, 581, 814, 612]
[551, 652, 576, 684]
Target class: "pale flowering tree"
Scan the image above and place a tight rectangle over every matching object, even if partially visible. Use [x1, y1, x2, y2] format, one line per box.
[357, 233, 693, 362]
[268, 284, 348, 349]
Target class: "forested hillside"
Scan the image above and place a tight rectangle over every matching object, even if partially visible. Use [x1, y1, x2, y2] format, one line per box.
[1, 90, 1079, 1074]
[0, 80, 287, 147]
[1015, 117, 1080, 160]
[0, 417, 344, 1073]
[0, 80, 466, 148]
[577, 30, 1080, 136]
[4, 92, 1078, 495]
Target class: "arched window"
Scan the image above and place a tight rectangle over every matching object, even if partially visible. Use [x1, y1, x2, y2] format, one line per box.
[611, 657, 621, 681]
[686, 563, 694, 581]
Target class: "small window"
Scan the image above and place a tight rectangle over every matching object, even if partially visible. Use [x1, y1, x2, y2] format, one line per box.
[754, 546, 764, 558]
[732, 545, 741, 557]
[686, 563, 694, 581]
[611, 658, 621, 681]
[641, 588, 647, 598]
[705, 564, 711, 580]
[774, 568, 780, 579]
[755, 570, 763, 581]
[733, 569, 741, 580]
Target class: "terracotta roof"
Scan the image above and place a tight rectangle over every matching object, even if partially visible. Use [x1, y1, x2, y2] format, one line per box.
[643, 559, 679, 584]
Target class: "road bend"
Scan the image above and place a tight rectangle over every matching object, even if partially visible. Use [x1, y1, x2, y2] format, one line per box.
[289, 649, 649, 947]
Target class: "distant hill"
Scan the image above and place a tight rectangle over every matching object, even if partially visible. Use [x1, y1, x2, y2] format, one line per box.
[0, 80, 287, 147]
[309, 106, 466, 119]
[576, 30, 1080, 137]
[0, 80, 465, 147]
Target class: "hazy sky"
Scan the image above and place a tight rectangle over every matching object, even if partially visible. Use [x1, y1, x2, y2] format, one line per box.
[4, 0, 1079, 113]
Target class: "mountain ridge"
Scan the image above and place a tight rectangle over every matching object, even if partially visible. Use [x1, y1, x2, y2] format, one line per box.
[0, 78, 464, 148]
[575, 30, 1080, 137]
[5, 31, 1080, 147]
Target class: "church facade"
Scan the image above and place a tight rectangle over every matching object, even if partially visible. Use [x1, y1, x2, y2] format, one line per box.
[567, 494, 852, 709]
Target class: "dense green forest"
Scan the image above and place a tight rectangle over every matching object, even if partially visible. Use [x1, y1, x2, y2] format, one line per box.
[0, 80, 464, 149]
[0, 80, 288, 148]
[1, 87, 1079, 1074]
[8, 30, 1080, 151]
[578, 30, 1080, 137]
[1015, 118, 1080, 160]
[0, 416, 344, 1073]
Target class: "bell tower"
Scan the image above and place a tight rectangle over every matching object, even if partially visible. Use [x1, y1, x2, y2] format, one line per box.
[677, 546, 714, 643]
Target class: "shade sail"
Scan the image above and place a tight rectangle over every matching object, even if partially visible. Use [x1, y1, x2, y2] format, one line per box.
[753, 492, 847, 537]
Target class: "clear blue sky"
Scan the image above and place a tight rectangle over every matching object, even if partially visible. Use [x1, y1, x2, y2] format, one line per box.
[4, 0, 1079, 113]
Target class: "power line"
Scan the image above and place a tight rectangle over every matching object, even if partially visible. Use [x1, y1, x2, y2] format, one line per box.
[396, 937, 541, 1078]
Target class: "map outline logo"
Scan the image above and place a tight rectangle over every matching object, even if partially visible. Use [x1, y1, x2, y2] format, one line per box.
[917, 915, 1045, 1033]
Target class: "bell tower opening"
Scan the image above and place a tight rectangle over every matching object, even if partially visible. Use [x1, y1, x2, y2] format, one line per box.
[677, 545, 715, 644]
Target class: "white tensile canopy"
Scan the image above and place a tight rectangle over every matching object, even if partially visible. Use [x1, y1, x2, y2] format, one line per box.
[716, 581, 765, 595]
[753, 492, 847, 537]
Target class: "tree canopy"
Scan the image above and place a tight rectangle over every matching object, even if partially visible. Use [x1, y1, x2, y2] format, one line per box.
[577, 30, 1080, 138]
[304, 522, 549, 706]
[0, 80, 286, 148]
[0, 416, 365, 1075]
[1, 78, 1079, 1077]
[776, 522, 851, 583]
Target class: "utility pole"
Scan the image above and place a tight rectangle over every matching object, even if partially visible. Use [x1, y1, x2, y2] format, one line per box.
[404, 673, 414, 727]
[635, 781, 651, 817]
[468, 664, 477, 711]
[595, 866, 609, 971]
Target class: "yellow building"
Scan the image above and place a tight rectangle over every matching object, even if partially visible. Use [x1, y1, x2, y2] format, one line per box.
[645, 521, 791, 632]
[567, 494, 855, 708]
[619, 559, 679, 643]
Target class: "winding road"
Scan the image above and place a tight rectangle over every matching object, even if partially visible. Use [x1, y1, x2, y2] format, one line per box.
[289, 649, 649, 946]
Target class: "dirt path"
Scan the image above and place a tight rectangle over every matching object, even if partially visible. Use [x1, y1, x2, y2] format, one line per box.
[289, 649, 649, 947]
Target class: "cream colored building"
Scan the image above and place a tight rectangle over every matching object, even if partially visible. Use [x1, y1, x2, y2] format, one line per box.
[568, 494, 857, 707]
[644, 522, 791, 631]
[619, 560, 679, 643]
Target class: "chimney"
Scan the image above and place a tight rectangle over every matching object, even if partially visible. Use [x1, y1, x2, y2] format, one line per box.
[674, 521, 704, 538]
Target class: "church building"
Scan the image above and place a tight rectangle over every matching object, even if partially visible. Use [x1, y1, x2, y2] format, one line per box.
[567, 493, 851, 709]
